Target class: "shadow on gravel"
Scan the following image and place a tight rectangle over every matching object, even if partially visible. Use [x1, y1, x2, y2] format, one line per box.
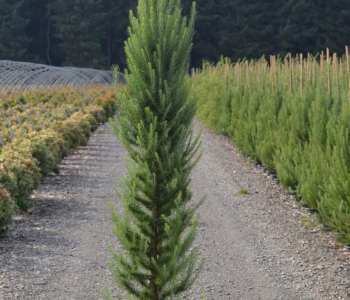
[0, 124, 125, 299]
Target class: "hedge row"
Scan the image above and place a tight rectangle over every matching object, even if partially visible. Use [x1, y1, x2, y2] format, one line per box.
[0, 87, 117, 235]
[0, 86, 116, 144]
[192, 50, 350, 244]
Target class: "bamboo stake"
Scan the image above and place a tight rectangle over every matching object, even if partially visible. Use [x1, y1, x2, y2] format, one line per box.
[238, 61, 242, 91]
[339, 56, 343, 83]
[333, 53, 338, 88]
[246, 60, 252, 97]
[270, 55, 275, 94]
[275, 56, 279, 92]
[264, 60, 268, 91]
[284, 57, 288, 90]
[235, 61, 239, 91]
[333, 53, 340, 99]
[295, 52, 299, 85]
[346, 46, 350, 103]
[289, 53, 293, 93]
[257, 58, 261, 90]
[346, 46, 350, 81]
[313, 56, 317, 83]
[306, 53, 310, 92]
[320, 51, 324, 90]
[300, 53, 303, 97]
[327, 48, 331, 93]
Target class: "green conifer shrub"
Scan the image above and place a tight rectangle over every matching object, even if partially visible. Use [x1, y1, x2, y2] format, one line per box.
[192, 49, 350, 244]
[106, 1, 203, 299]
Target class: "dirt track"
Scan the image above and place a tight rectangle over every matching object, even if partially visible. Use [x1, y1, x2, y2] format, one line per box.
[1, 121, 350, 299]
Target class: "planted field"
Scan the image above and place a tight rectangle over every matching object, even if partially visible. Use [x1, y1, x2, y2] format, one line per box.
[192, 47, 350, 244]
[0, 61, 119, 234]
[1, 58, 350, 299]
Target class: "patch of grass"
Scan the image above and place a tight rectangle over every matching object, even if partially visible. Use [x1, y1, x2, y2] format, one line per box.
[237, 187, 248, 195]
[300, 217, 312, 227]
[340, 256, 347, 262]
[300, 217, 318, 228]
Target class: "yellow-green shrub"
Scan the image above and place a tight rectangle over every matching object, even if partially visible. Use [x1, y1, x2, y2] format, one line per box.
[0, 145, 42, 210]
[0, 185, 15, 235]
[0, 85, 118, 235]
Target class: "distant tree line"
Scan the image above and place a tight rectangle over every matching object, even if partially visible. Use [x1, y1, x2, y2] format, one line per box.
[0, 0, 349, 69]
[0, 0, 137, 69]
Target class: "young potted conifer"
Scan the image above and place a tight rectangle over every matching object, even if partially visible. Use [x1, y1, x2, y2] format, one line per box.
[105, 0, 202, 299]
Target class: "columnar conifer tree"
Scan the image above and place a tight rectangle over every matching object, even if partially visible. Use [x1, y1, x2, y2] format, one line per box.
[106, 0, 202, 299]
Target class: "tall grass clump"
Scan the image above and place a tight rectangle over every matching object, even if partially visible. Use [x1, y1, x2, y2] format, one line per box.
[192, 47, 350, 244]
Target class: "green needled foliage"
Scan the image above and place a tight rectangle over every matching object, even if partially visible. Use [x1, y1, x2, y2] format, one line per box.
[106, 1, 203, 299]
[192, 48, 350, 245]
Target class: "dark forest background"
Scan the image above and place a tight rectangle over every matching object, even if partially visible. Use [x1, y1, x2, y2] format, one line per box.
[0, 0, 349, 70]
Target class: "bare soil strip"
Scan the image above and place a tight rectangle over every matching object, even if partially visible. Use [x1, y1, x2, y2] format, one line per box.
[1, 121, 350, 300]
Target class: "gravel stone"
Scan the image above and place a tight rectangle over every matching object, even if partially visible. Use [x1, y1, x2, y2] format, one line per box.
[0, 121, 349, 299]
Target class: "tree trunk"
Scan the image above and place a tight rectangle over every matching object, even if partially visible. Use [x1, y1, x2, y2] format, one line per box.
[150, 200, 160, 299]
[107, 32, 111, 70]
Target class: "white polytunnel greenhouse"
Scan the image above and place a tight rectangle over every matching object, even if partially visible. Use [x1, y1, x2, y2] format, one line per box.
[0, 60, 122, 147]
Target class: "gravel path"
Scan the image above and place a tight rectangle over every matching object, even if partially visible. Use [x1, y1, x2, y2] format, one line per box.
[1, 121, 350, 299]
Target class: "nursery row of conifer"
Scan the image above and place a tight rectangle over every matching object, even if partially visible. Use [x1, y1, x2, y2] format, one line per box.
[0, 86, 118, 235]
[192, 47, 350, 244]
